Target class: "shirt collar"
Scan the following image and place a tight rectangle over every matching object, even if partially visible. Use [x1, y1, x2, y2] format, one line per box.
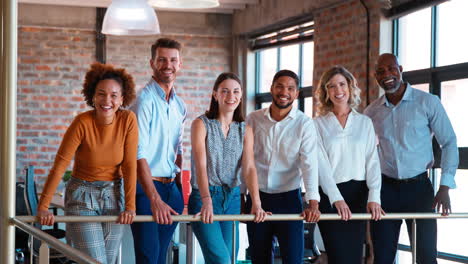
[150, 77, 176, 101]
[263, 106, 298, 122]
[381, 82, 413, 106]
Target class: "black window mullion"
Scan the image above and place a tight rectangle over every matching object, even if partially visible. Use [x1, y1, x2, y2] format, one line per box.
[431, 5, 438, 68]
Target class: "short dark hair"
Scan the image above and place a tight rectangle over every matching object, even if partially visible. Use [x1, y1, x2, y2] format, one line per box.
[272, 69, 299, 88]
[205, 72, 244, 122]
[82, 63, 136, 108]
[151, 38, 182, 59]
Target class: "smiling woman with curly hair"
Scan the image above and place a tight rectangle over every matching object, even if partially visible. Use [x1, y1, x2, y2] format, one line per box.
[37, 62, 138, 264]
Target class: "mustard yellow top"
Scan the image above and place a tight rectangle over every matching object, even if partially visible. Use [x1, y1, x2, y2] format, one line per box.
[38, 109, 138, 211]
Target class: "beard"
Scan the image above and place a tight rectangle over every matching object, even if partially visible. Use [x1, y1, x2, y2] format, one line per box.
[380, 78, 402, 94]
[154, 68, 176, 84]
[273, 97, 294, 109]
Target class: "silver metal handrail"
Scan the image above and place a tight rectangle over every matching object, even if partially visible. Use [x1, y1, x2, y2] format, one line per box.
[13, 213, 468, 264]
[14, 212, 468, 223]
[11, 218, 99, 264]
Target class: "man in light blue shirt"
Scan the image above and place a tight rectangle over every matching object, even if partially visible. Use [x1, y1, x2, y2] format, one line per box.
[130, 38, 186, 264]
[364, 53, 458, 264]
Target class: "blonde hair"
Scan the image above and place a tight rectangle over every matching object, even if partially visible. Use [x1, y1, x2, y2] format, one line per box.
[315, 65, 361, 116]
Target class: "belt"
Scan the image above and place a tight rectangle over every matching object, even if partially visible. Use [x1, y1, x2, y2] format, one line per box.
[382, 172, 427, 184]
[152, 177, 175, 184]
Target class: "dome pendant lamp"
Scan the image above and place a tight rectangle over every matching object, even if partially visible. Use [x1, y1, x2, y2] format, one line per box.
[102, 0, 161, 36]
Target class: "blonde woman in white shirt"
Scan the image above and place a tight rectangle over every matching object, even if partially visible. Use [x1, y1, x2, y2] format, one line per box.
[315, 66, 385, 264]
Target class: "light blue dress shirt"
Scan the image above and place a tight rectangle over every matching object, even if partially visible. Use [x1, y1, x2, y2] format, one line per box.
[131, 78, 186, 178]
[364, 83, 458, 188]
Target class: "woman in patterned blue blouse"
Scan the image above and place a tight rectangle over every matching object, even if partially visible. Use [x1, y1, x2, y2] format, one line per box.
[188, 72, 269, 264]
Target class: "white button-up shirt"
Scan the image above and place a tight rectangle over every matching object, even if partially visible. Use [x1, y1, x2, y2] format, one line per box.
[315, 110, 382, 204]
[246, 107, 322, 201]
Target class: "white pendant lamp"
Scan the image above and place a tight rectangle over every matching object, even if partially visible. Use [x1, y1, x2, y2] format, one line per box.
[149, 0, 220, 9]
[102, 0, 161, 36]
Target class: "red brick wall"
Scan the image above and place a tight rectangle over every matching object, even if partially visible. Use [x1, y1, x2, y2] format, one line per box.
[313, 0, 381, 109]
[17, 28, 231, 186]
[17, 27, 95, 182]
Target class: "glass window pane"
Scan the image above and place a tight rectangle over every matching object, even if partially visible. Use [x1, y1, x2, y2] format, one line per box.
[440, 78, 468, 147]
[259, 48, 278, 93]
[280, 44, 299, 75]
[399, 8, 431, 71]
[412, 83, 429, 93]
[302, 42, 314, 87]
[261, 102, 271, 109]
[304, 97, 313, 118]
[437, 0, 468, 66]
[436, 169, 468, 257]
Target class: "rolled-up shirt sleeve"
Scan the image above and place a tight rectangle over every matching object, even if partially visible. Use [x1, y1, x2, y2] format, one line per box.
[428, 95, 458, 189]
[131, 92, 152, 161]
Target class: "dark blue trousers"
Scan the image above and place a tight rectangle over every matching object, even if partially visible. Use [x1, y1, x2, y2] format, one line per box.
[131, 181, 184, 264]
[318, 180, 368, 264]
[371, 173, 437, 264]
[246, 189, 304, 264]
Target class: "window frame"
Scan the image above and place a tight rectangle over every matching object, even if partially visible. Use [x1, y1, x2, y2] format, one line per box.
[254, 41, 313, 112]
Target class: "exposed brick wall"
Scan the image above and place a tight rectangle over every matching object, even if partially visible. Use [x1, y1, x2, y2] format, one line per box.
[313, 0, 382, 108]
[17, 27, 95, 182]
[17, 5, 232, 187]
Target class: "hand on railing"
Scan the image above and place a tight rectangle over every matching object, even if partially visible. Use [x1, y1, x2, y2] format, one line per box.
[367, 202, 385, 221]
[334, 200, 351, 221]
[433, 185, 451, 216]
[117, 210, 136, 224]
[301, 200, 321, 222]
[194, 197, 214, 224]
[250, 201, 271, 223]
[37, 209, 55, 226]
[150, 197, 179, 225]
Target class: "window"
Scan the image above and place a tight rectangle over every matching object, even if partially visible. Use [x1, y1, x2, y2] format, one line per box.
[394, 0, 468, 262]
[252, 21, 314, 118]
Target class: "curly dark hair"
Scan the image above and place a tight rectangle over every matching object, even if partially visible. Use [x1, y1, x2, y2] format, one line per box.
[82, 63, 136, 108]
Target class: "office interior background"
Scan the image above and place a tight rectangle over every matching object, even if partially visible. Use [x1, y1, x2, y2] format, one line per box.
[8, 0, 468, 263]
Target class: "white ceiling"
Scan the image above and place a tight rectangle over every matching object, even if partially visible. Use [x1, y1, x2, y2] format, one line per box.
[18, 0, 258, 14]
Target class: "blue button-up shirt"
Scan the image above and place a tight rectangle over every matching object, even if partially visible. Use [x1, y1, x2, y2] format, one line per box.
[131, 78, 186, 177]
[364, 83, 458, 188]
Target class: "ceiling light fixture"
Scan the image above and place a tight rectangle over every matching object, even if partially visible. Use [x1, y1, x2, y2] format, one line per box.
[149, 0, 220, 9]
[102, 0, 161, 36]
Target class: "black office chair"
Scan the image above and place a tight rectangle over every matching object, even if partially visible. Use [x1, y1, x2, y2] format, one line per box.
[23, 165, 69, 263]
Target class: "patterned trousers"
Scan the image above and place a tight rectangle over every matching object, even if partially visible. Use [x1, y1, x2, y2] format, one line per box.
[65, 176, 124, 264]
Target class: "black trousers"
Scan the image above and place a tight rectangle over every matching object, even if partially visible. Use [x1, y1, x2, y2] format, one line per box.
[246, 189, 304, 264]
[371, 173, 437, 264]
[318, 180, 368, 264]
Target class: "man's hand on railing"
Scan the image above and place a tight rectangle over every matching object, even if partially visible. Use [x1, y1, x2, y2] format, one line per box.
[117, 210, 136, 224]
[334, 200, 351, 221]
[250, 201, 271, 223]
[433, 185, 451, 216]
[301, 200, 321, 222]
[37, 209, 55, 226]
[367, 202, 385, 221]
[150, 197, 179, 225]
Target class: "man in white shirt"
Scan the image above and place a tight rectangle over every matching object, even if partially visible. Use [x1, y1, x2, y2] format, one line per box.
[245, 70, 321, 264]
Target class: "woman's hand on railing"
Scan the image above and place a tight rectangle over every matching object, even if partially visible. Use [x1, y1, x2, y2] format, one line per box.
[367, 202, 385, 221]
[250, 201, 272, 223]
[334, 200, 352, 221]
[302, 200, 321, 222]
[195, 197, 214, 224]
[37, 209, 55, 226]
[117, 210, 136, 224]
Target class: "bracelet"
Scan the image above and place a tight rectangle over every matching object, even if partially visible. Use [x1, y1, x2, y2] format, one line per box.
[201, 195, 211, 200]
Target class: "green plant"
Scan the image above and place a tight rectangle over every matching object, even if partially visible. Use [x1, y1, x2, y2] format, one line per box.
[63, 170, 72, 182]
